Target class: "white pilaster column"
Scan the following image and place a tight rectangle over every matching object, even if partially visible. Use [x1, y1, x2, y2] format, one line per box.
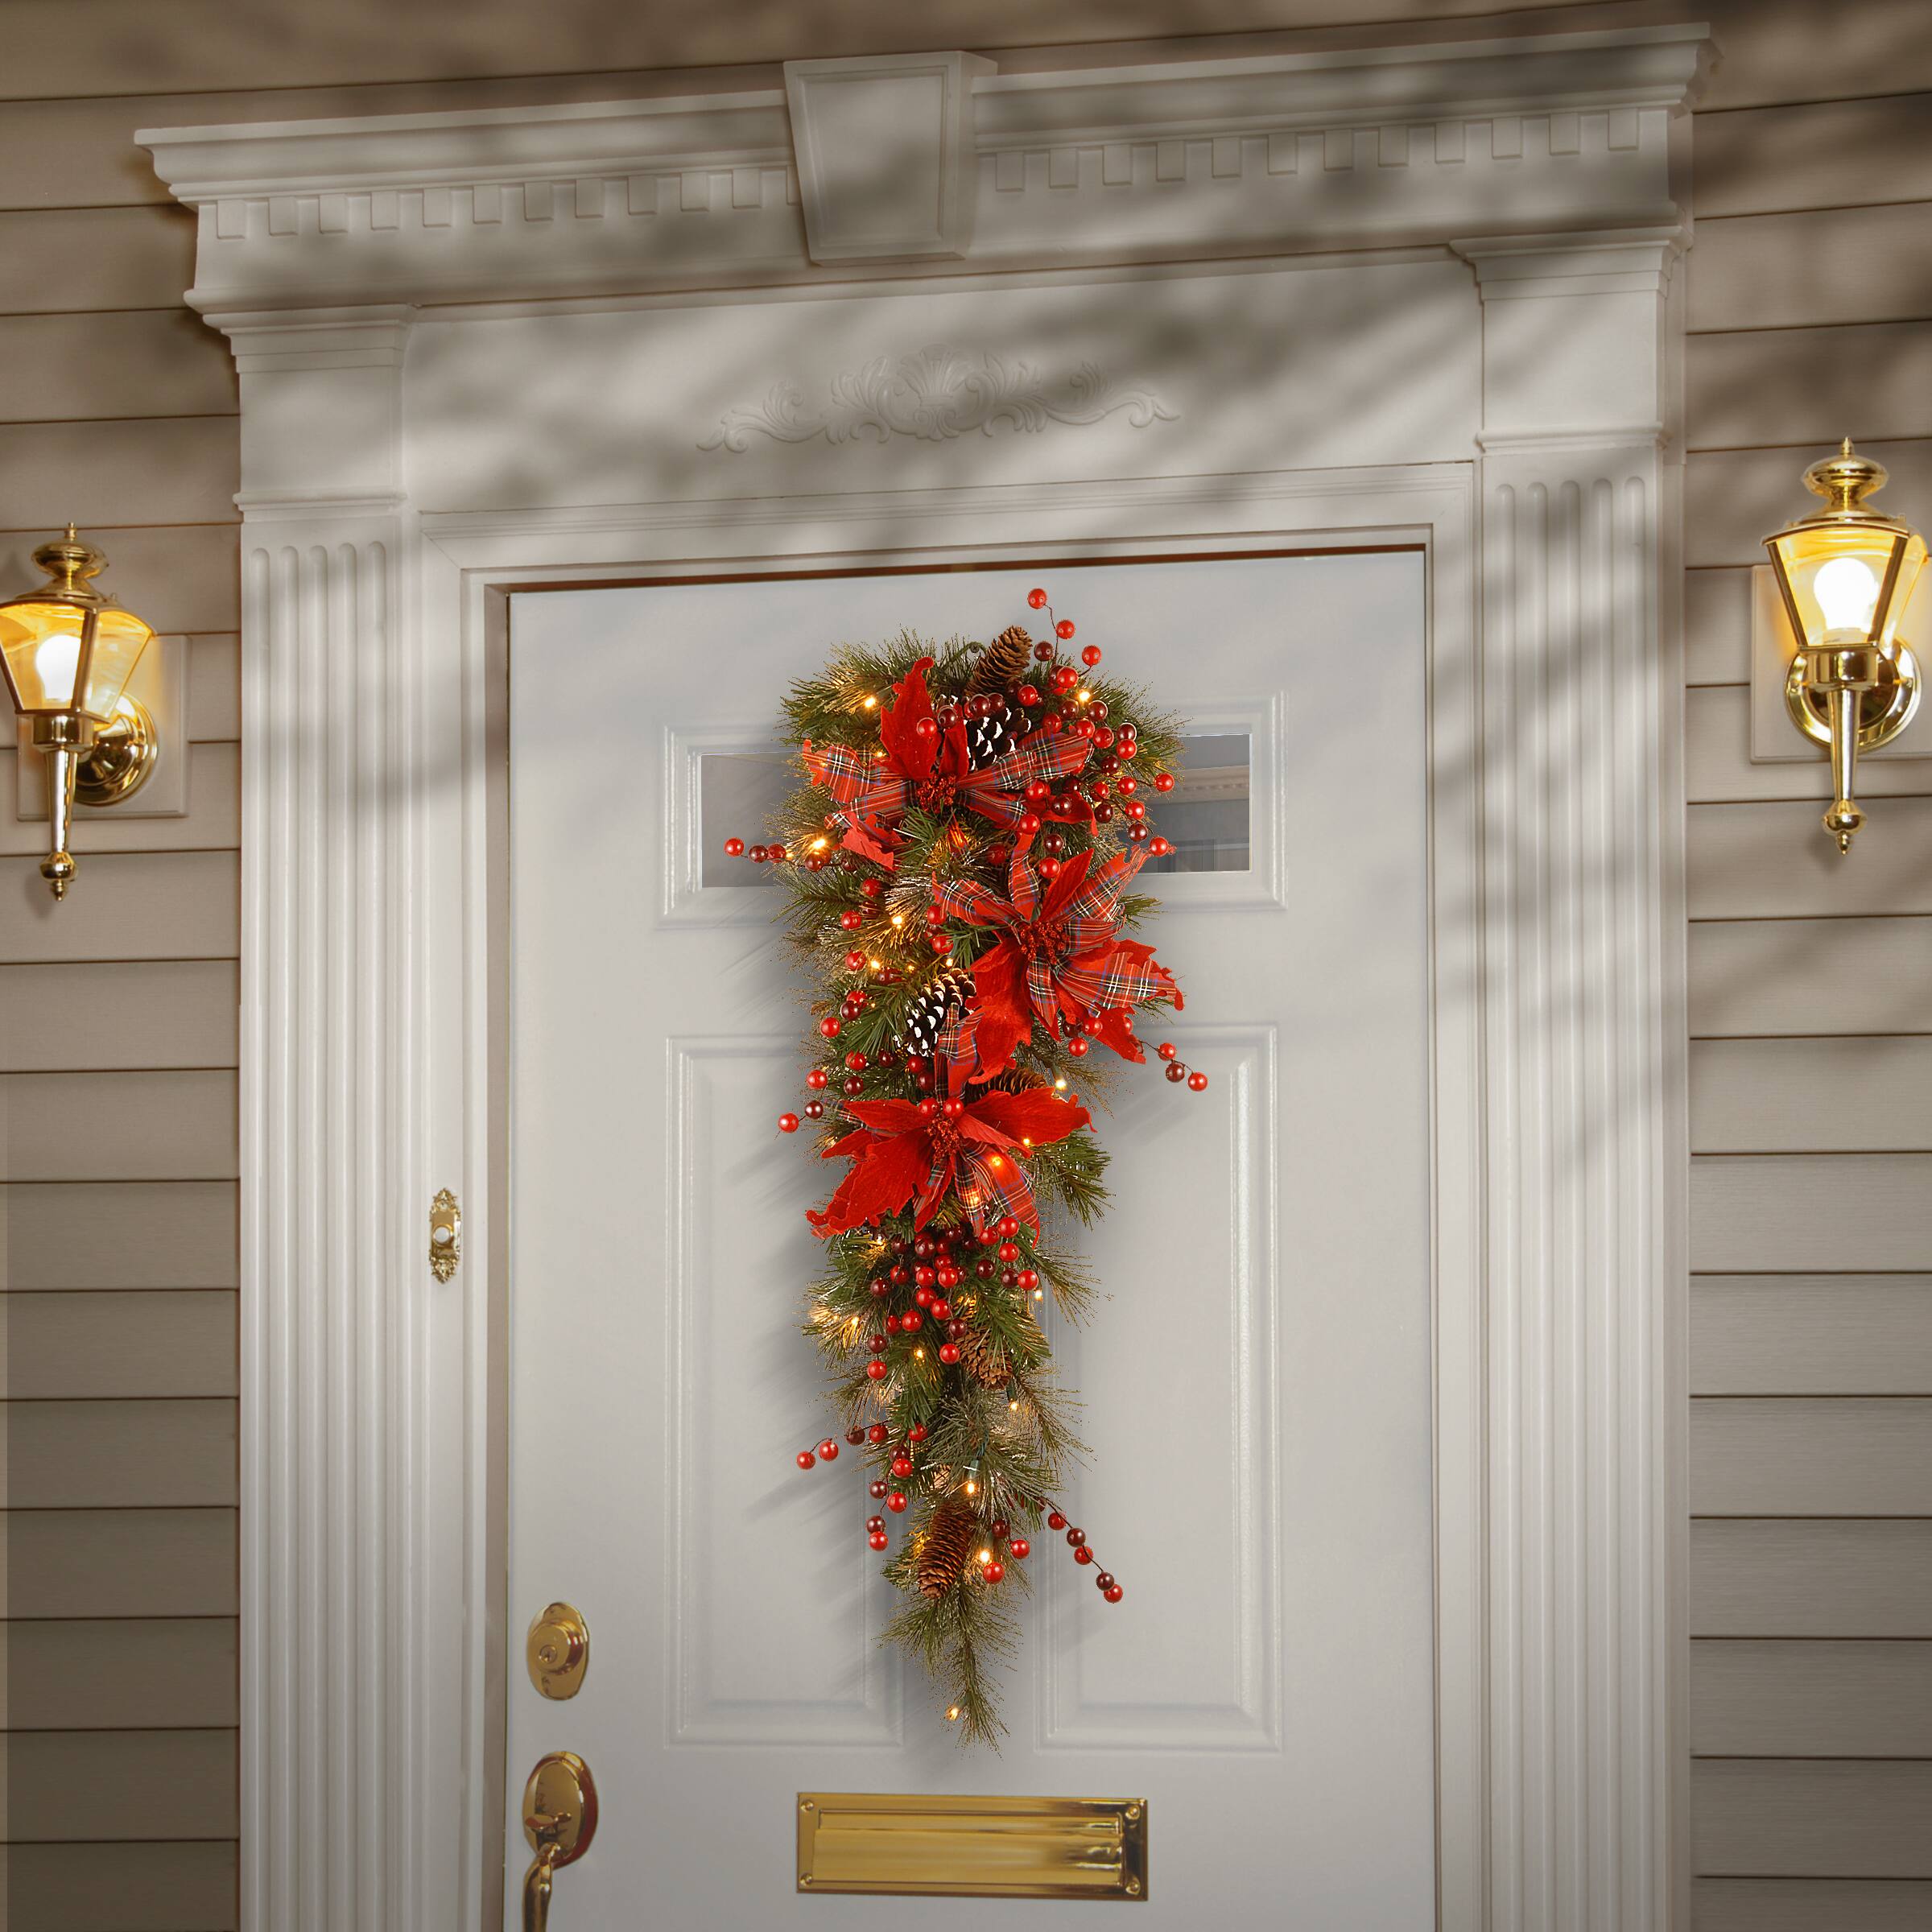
[1453, 233, 1690, 1932]
[220, 308, 439, 1932]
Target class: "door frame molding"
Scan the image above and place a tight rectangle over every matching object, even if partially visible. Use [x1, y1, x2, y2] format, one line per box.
[141, 26, 1708, 1930]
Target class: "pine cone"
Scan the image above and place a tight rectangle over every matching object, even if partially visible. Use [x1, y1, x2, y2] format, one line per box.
[899, 966, 972, 1059]
[917, 1501, 979, 1599]
[969, 625, 1033, 697]
[958, 1308, 1046, 1389]
[964, 708, 1018, 770]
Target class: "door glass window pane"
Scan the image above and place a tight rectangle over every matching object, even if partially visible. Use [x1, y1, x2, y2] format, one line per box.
[704, 734, 1250, 882]
[700, 751, 794, 886]
[1140, 732, 1250, 873]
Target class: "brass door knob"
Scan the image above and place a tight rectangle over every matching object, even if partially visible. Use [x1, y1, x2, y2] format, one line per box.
[522, 1751, 597, 1932]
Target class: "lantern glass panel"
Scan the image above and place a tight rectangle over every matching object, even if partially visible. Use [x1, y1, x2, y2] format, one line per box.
[0, 601, 151, 721]
[1768, 523, 1927, 652]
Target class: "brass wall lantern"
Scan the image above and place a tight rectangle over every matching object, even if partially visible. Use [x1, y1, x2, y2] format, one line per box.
[0, 526, 159, 898]
[1764, 440, 1926, 854]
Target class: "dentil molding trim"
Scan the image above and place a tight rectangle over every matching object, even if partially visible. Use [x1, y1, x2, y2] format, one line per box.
[140, 25, 1709, 313]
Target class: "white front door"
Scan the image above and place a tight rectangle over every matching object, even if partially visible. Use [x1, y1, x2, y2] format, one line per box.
[502, 547, 1436, 1929]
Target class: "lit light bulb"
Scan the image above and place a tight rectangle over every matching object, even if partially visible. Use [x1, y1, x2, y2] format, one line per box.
[946, 1705, 962, 1721]
[1076, 689, 1092, 704]
[1054, 1078, 1067, 1090]
[34, 630, 81, 707]
[977, 1547, 992, 1564]
[1814, 555, 1881, 637]
[862, 694, 878, 709]
[964, 1478, 978, 1496]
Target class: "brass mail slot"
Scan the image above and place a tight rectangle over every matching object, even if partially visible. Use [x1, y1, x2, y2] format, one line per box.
[796, 1792, 1148, 1900]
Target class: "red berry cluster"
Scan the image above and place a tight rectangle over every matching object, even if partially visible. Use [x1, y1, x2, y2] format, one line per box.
[1046, 1506, 1125, 1604]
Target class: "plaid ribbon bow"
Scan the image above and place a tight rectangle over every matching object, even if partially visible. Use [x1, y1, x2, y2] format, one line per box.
[933, 844, 1183, 1077]
[806, 1088, 1092, 1237]
[802, 660, 1091, 868]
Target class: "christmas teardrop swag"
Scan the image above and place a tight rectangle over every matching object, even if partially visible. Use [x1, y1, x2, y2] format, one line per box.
[729, 591, 1206, 1744]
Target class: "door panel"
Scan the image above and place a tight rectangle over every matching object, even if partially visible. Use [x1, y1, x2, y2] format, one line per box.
[504, 551, 1435, 1929]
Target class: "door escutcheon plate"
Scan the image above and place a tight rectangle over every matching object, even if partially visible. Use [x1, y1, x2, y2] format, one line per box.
[796, 1792, 1148, 1899]
[526, 1601, 590, 1699]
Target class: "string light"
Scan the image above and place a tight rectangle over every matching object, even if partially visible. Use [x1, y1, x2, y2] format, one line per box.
[946, 1705, 962, 1722]
[810, 836, 829, 852]
[1054, 1077, 1067, 1090]
[964, 1477, 978, 1496]
[890, 912, 906, 927]
[977, 1547, 993, 1565]
[862, 694, 878, 709]
[1077, 689, 1092, 704]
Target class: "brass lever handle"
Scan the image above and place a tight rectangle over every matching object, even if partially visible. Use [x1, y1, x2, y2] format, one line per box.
[521, 1751, 598, 1932]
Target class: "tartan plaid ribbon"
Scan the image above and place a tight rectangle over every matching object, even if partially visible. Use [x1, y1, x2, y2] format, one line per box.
[801, 658, 1092, 869]
[803, 728, 1092, 862]
[933, 844, 1182, 1075]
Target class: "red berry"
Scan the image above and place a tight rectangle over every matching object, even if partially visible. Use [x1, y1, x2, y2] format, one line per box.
[887, 1492, 908, 1513]
[1104, 1583, 1124, 1604]
[1166, 1061, 1188, 1083]
[818, 1439, 839, 1461]
[867, 1333, 887, 1353]
[1066, 1037, 1088, 1058]
[1034, 640, 1055, 662]
[749, 844, 768, 862]
[1027, 588, 1049, 609]
[838, 908, 863, 931]
[1074, 1546, 1095, 1566]
[1117, 774, 1137, 795]
[807, 1067, 829, 1089]
[867, 1514, 886, 1532]
[1010, 1538, 1030, 1558]
[819, 1016, 841, 1038]
[869, 1479, 888, 1498]
[1055, 619, 1075, 641]
[1154, 770, 1174, 793]
[901, 1309, 923, 1332]
[796, 1451, 815, 1469]
[929, 1298, 951, 1321]
[1038, 857, 1061, 880]
[907, 1424, 928, 1443]
[844, 1050, 868, 1071]
[869, 1531, 890, 1551]
[778, 1112, 800, 1133]
[983, 1561, 1005, 1583]
[1047, 1510, 1067, 1531]
[1150, 837, 1174, 857]
[1016, 683, 1040, 707]
[1189, 1070, 1209, 1092]
[890, 1455, 914, 1479]
[1125, 799, 1146, 820]
[1081, 644, 1102, 667]
[1066, 1526, 1086, 1548]
[847, 1426, 866, 1446]
[1017, 812, 1040, 835]
[1156, 1042, 1177, 1060]
[997, 1241, 1020, 1263]
[724, 837, 745, 857]
[1017, 1268, 1038, 1290]
[868, 1422, 889, 1443]
[769, 844, 787, 864]
[938, 1343, 961, 1364]
[1051, 665, 1078, 695]
[865, 1360, 888, 1380]
[844, 948, 866, 971]
[996, 1216, 1019, 1239]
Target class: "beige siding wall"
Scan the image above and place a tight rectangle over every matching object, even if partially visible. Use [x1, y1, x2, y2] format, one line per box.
[1, 2, 1923, 1925]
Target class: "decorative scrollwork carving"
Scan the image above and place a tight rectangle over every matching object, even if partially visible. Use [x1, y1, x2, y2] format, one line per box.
[699, 344, 1178, 451]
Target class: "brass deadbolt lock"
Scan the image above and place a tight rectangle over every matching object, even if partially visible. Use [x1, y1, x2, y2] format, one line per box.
[526, 1601, 590, 1700]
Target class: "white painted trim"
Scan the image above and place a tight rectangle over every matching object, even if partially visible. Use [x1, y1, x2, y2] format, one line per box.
[141, 25, 1704, 1931]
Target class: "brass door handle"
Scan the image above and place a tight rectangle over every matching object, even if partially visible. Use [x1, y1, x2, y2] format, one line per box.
[521, 1751, 598, 1932]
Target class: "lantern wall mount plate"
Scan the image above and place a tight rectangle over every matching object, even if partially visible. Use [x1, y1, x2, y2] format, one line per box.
[1758, 440, 1928, 853]
[0, 527, 166, 898]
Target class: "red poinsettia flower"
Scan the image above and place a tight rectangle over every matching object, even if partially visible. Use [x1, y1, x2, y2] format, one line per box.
[803, 660, 1090, 868]
[806, 1087, 1091, 1237]
[934, 844, 1182, 1077]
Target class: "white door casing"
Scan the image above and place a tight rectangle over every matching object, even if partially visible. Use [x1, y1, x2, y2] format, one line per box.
[139, 24, 1707, 1931]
